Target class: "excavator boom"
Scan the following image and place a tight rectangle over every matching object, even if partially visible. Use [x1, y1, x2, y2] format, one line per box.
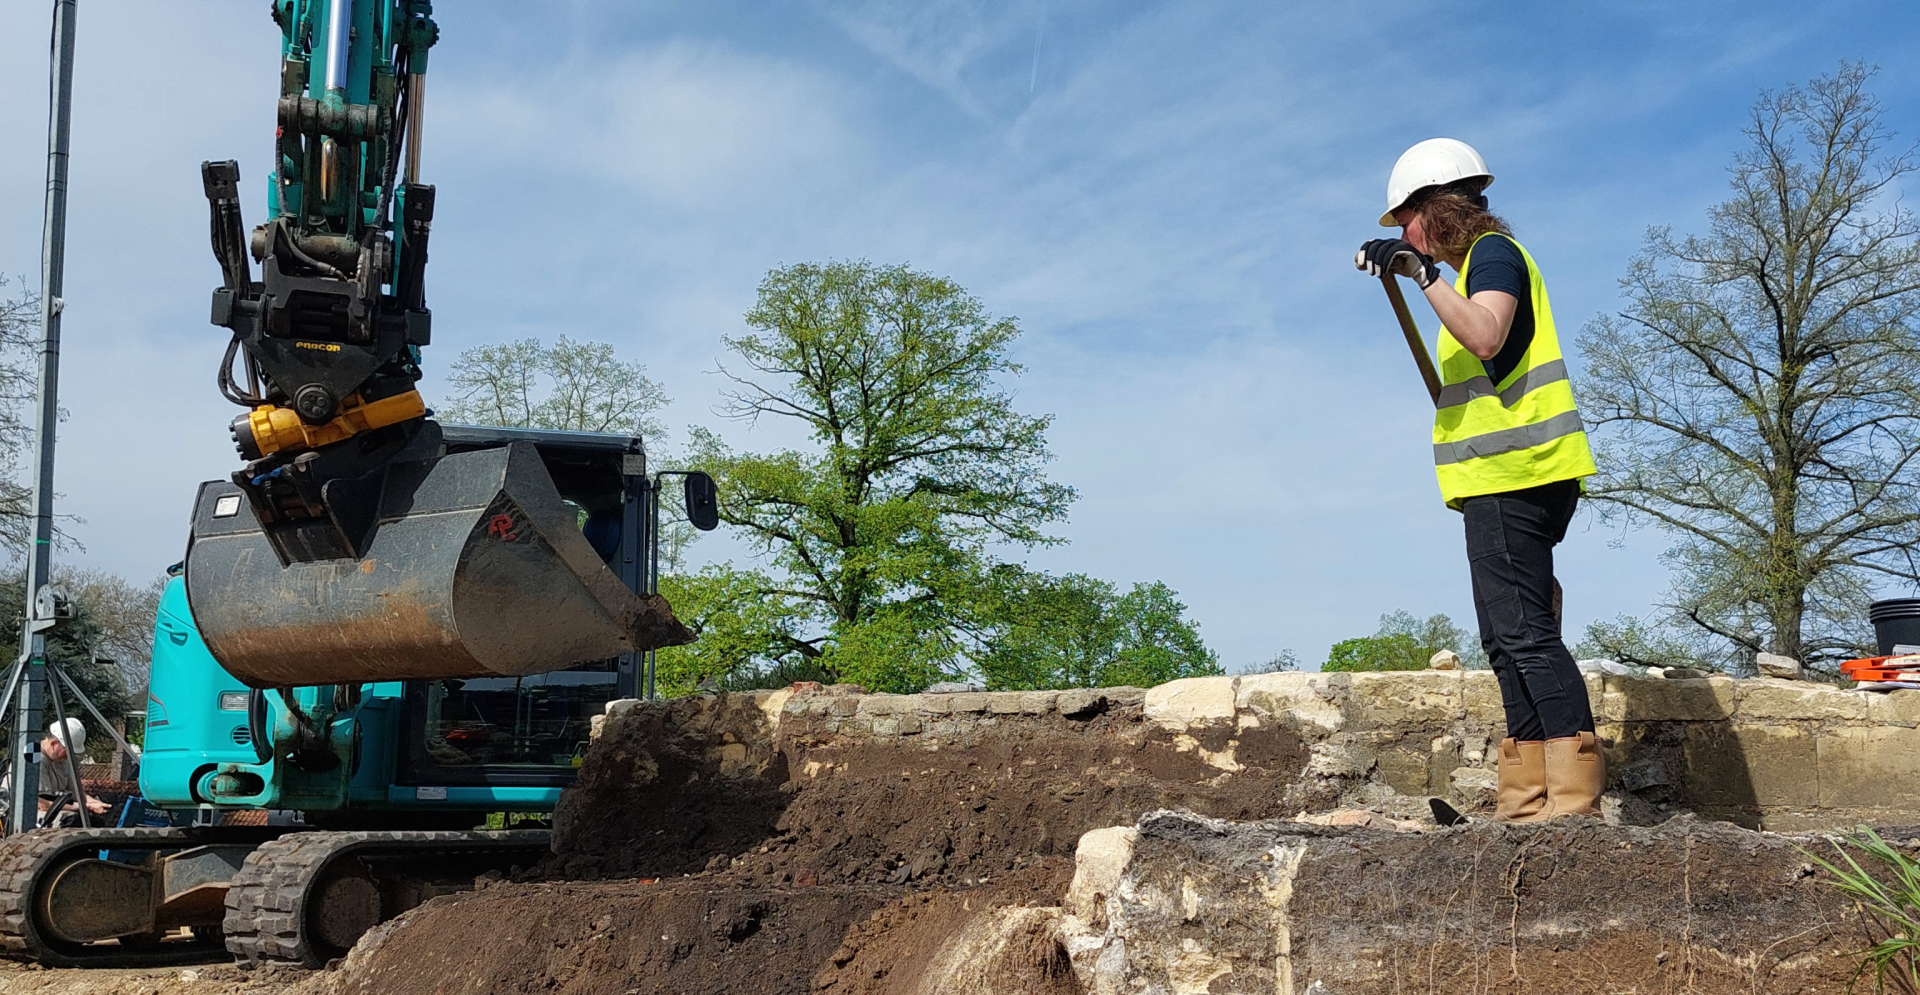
[189, 2, 701, 683]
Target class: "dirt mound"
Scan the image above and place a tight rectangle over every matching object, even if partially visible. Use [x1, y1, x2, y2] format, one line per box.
[320, 878, 889, 995]
[325, 687, 1317, 994]
[816, 887, 1079, 995]
[549, 687, 1315, 894]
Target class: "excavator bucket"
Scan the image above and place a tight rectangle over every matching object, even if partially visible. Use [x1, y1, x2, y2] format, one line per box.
[182, 440, 692, 688]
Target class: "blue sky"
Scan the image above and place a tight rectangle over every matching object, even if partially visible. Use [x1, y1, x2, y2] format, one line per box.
[1, 0, 1918, 671]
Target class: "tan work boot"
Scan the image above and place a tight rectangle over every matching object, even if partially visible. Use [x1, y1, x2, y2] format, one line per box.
[1493, 738, 1551, 822]
[1545, 731, 1606, 818]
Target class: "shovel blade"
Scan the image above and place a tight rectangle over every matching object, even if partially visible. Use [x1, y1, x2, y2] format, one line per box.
[184, 442, 690, 688]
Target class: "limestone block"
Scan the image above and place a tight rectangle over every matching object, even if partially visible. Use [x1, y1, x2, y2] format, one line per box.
[828, 696, 859, 717]
[1062, 810, 1865, 995]
[895, 714, 922, 735]
[1428, 649, 1462, 670]
[916, 694, 954, 715]
[1143, 676, 1237, 732]
[1065, 826, 1138, 922]
[1448, 766, 1497, 810]
[1104, 688, 1149, 708]
[947, 693, 989, 714]
[1306, 740, 1371, 778]
[1866, 689, 1920, 725]
[1683, 722, 1817, 810]
[757, 688, 793, 727]
[987, 693, 1023, 714]
[1018, 691, 1056, 715]
[1736, 680, 1866, 722]
[1756, 652, 1803, 680]
[1236, 673, 1343, 736]
[1346, 671, 1462, 727]
[1600, 674, 1735, 722]
[1818, 725, 1920, 811]
[1458, 671, 1506, 723]
[872, 716, 901, 737]
[855, 695, 904, 717]
[1374, 747, 1433, 796]
[1057, 689, 1104, 719]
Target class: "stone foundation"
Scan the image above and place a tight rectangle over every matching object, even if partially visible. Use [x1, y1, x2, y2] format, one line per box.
[1054, 811, 1873, 994]
[580, 671, 1920, 832]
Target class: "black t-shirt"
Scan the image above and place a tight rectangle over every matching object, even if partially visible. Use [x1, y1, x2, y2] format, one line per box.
[1461, 233, 1534, 385]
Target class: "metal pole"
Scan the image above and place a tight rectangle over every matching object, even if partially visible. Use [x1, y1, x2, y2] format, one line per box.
[1379, 276, 1442, 406]
[12, 0, 78, 836]
[645, 477, 659, 699]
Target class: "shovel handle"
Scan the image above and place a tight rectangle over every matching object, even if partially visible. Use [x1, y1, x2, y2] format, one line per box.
[1380, 276, 1442, 407]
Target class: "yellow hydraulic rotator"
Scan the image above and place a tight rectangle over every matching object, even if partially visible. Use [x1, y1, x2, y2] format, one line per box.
[232, 389, 427, 460]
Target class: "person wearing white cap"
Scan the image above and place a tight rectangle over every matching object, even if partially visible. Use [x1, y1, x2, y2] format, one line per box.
[1354, 139, 1603, 822]
[39, 717, 110, 819]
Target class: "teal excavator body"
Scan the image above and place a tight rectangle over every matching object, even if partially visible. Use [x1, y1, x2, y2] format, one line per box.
[148, 427, 656, 818]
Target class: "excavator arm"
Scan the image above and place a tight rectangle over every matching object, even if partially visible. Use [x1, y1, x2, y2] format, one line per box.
[189, 2, 707, 690]
[202, 0, 438, 558]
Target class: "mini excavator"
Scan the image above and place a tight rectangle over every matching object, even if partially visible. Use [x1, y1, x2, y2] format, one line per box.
[0, 0, 717, 968]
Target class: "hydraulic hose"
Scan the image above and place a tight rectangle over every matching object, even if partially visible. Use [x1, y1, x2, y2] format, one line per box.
[247, 688, 272, 765]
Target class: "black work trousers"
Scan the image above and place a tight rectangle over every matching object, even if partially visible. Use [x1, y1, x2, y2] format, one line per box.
[1462, 479, 1594, 741]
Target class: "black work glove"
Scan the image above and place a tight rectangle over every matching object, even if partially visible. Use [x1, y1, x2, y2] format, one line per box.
[1355, 238, 1440, 289]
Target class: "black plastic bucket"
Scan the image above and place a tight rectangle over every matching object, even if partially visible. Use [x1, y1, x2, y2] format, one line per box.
[1869, 598, 1920, 655]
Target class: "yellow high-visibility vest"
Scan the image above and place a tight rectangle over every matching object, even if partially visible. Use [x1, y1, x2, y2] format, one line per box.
[1432, 233, 1596, 508]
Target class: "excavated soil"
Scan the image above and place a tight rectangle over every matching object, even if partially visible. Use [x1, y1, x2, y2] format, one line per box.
[547, 690, 1313, 892]
[13, 688, 1902, 994]
[321, 689, 1315, 994]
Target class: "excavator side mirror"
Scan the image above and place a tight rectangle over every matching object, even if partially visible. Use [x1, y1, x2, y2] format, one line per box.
[683, 472, 720, 532]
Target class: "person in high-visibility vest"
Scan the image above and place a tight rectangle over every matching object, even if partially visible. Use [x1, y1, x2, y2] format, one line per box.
[1354, 138, 1604, 821]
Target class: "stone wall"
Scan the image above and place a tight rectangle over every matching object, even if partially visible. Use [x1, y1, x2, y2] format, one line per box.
[1157, 670, 1920, 830]
[581, 672, 1920, 833]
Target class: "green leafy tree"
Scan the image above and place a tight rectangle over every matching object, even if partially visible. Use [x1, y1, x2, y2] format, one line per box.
[1322, 610, 1480, 672]
[974, 571, 1220, 690]
[666, 261, 1075, 693]
[651, 566, 827, 695]
[1577, 66, 1920, 672]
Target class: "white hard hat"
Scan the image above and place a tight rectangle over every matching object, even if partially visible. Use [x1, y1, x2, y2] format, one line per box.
[47, 717, 84, 753]
[1379, 138, 1494, 226]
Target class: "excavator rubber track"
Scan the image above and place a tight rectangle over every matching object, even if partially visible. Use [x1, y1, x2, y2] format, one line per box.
[0, 826, 278, 968]
[223, 829, 551, 966]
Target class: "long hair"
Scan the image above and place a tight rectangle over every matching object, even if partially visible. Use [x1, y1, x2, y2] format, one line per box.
[1414, 182, 1513, 261]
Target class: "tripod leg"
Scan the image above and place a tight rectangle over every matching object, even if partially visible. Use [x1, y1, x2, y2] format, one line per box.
[0, 655, 31, 735]
[51, 665, 138, 758]
[43, 668, 88, 830]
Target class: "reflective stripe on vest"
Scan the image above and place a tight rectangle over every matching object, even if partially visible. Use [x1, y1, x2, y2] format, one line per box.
[1431, 234, 1596, 507]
